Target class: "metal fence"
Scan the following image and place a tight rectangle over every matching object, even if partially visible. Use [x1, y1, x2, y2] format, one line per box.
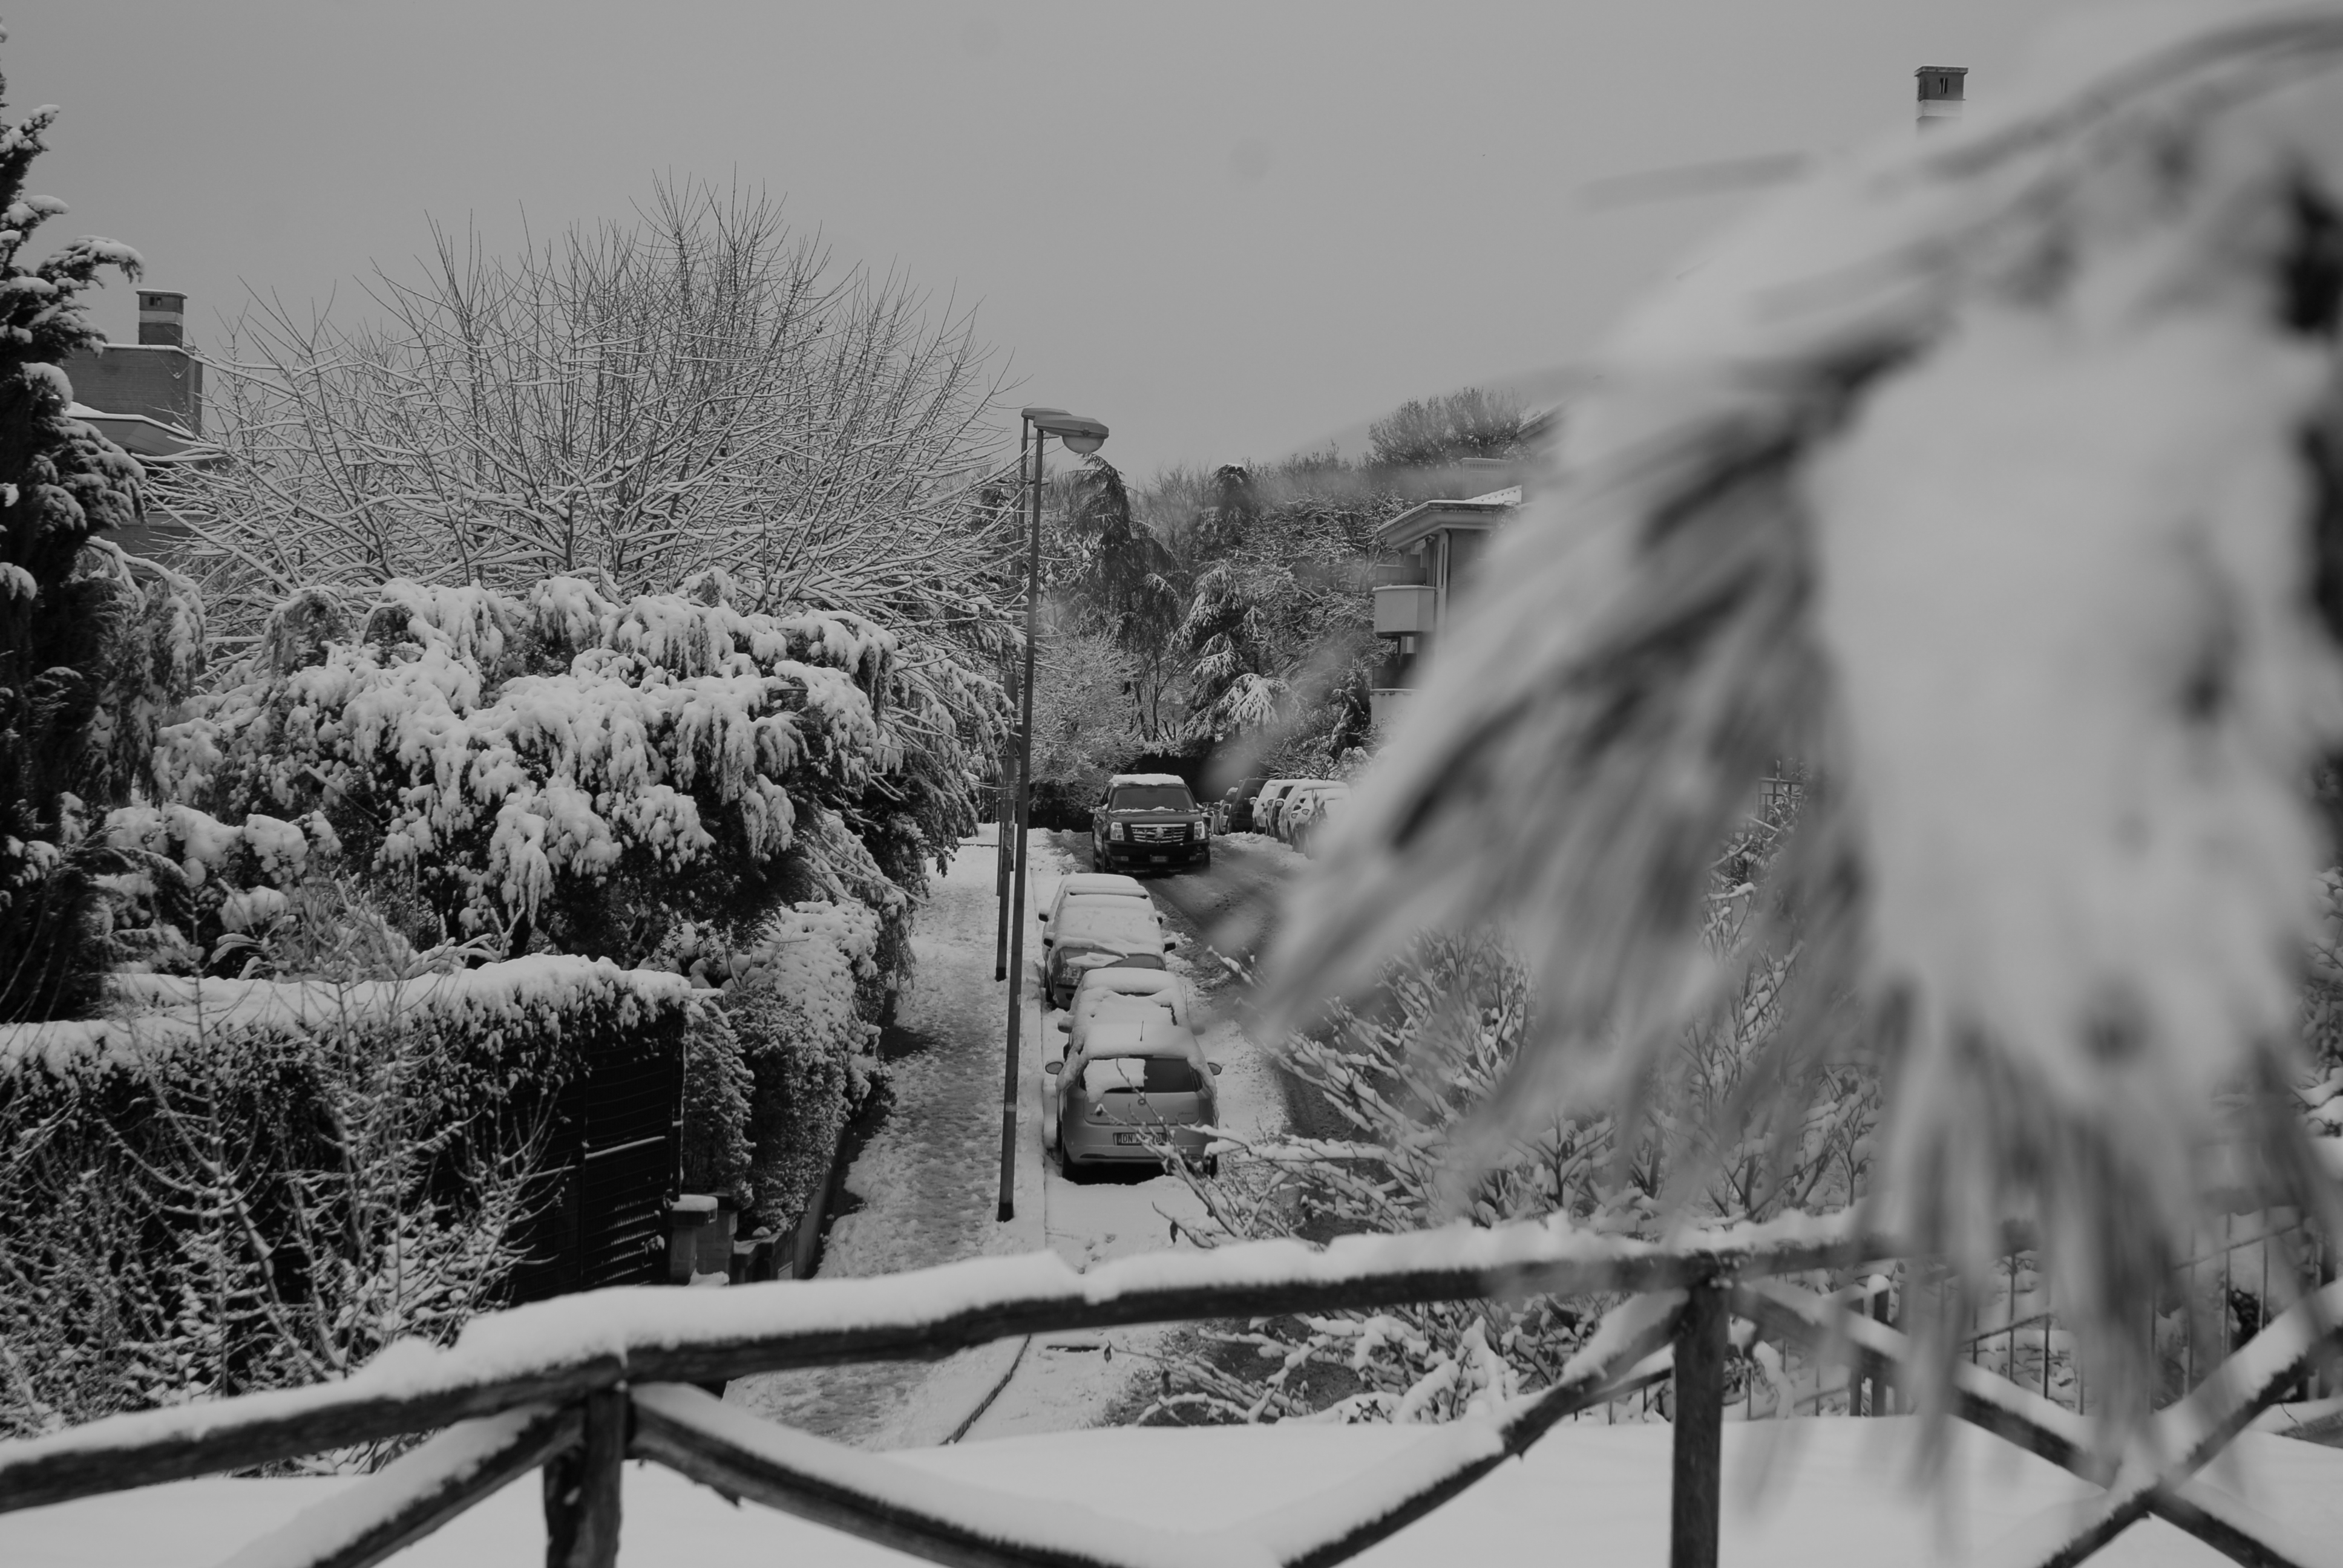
[1, 1216, 2335, 1568]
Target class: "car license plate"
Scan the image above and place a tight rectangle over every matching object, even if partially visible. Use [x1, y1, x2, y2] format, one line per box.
[1149, 855, 1168, 864]
[1114, 1132, 1142, 1145]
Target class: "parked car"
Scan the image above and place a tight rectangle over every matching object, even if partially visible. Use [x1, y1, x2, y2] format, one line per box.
[1041, 893, 1177, 1008]
[1214, 776, 1268, 834]
[1046, 1010, 1222, 1175]
[1055, 967, 1192, 1045]
[1286, 783, 1351, 855]
[1262, 778, 1334, 841]
[1090, 773, 1210, 874]
[1248, 779, 1303, 838]
[1041, 872, 1150, 933]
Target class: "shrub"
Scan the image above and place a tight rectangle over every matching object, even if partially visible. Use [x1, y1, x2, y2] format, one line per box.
[0, 956, 692, 1440]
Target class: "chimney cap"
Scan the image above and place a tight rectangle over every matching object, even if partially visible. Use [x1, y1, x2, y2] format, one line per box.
[1916, 66, 1968, 101]
[137, 290, 186, 309]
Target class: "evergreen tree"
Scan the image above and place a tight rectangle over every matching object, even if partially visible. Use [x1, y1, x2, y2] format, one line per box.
[0, 49, 156, 1019]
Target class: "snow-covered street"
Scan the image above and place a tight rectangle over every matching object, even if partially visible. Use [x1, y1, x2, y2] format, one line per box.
[727, 830, 1290, 1446]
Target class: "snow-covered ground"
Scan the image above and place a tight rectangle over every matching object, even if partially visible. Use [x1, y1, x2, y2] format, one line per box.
[14, 1417, 2341, 1566]
[724, 834, 1051, 1446]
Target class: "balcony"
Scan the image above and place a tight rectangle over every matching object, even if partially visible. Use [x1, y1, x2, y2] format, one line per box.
[1373, 583, 1438, 636]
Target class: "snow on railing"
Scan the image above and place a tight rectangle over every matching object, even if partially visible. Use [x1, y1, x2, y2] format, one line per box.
[0, 1212, 2332, 1568]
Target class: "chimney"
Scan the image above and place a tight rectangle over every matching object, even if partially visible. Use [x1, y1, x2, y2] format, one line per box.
[137, 290, 186, 347]
[1916, 66, 1967, 131]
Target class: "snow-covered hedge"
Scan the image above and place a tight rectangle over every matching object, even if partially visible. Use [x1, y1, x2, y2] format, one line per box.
[0, 958, 696, 1440]
[663, 901, 882, 1230]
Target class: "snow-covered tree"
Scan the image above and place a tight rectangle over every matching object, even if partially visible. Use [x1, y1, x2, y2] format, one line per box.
[156, 180, 1018, 872]
[1367, 386, 1533, 469]
[1271, 10, 2343, 1437]
[137, 573, 923, 969]
[0, 45, 200, 1020]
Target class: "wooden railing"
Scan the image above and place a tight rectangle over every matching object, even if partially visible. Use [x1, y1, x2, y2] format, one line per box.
[1, 1214, 2335, 1568]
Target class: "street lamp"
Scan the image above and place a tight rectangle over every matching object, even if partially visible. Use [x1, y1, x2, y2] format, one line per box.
[997, 403, 1108, 1223]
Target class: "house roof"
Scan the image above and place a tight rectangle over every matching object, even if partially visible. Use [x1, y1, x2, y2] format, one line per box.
[67, 403, 204, 462]
[1374, 491, 1521, 554]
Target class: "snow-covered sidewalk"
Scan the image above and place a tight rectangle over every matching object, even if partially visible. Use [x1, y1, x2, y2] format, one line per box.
[726, 834, 1052, 1446]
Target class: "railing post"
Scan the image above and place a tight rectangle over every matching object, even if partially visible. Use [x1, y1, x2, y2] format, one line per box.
[544, 1388, 626, 1568]
[1671, 1281, 1728, 1568]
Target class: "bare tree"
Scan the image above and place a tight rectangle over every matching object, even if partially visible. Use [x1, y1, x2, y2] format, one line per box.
[162, 180, 1012, 638]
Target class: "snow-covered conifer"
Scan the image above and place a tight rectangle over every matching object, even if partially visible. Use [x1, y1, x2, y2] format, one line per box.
[0, 41, 196, 1019]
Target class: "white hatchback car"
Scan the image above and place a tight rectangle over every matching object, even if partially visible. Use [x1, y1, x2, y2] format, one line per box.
[1046, 1011, 1221, 1175]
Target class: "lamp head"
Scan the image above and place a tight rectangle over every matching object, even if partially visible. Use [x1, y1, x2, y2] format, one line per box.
[1029, 411, 1109, 456]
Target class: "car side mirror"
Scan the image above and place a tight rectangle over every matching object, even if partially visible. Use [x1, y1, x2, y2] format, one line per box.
[1208, 1062, 1224, 1075]
[1162, 936, 1179, 950]
[1044, 1060, 1063, 1074]
[1038, 911, 1049, 922]
[1054, 1018, 1070, 1033]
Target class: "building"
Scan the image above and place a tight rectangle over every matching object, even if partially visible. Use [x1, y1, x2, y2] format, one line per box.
[59, 290, 205, 555]
[1368, 471, 1524, 733]
[61, 289, 203, 459]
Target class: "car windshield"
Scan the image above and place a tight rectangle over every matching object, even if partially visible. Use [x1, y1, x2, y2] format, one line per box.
[1109, 786, 1193, 811]
[1081, 1056, 1204, 1096]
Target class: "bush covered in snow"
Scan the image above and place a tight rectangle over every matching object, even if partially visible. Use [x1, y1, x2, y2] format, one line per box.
[662, 900, 883, 1230]
[0, 958, 693, 1440]
[119, 573, 946, 984]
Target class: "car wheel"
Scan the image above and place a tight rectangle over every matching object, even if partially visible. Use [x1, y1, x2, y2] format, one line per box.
[1202, 1156, 1220, 1178]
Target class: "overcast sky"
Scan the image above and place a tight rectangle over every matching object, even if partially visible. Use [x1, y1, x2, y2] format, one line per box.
[21, 1, 2114, 478]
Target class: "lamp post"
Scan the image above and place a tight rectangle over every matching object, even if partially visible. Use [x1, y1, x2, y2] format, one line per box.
[998, 405, 1108, 1223]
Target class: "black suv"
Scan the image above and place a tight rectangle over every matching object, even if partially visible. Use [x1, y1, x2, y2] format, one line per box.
[1090, 774, 1210, 874]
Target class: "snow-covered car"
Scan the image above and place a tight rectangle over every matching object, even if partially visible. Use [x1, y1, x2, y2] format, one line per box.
[1248, 779, 1303, 838]
[1055, 967, 1193, 1049]
[1090, 773, 1210, 874]
[1040, 894, 1177, 1008]
[1267, 779, 1337, 841]
[1287, 783, 1351, 855]
[1040, 872, 1150, 935]
[1045, 1010, 1221, 1174]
